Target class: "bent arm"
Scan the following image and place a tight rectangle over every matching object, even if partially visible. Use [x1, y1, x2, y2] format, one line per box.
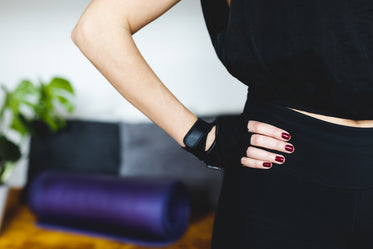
[71, 0, 216, 148]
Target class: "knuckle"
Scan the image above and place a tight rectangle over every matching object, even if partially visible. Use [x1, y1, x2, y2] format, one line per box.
[246, 146, 255, 156]
[275, 140, 285, 149]
[256, 161, 264, 168]
[247, 120, 252, 130]
[265, 150, 276, 159]
[241, 157, 251, 167]
[246, 161, 258, 169]
[250, 134, 262, 145]
[249, 121, 260, 132]
[241, 157, 255, 169]
[271, 128, 279, 137]
[240, 158, 248, 168]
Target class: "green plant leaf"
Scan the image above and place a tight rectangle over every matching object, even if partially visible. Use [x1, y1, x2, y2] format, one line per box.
[10, 114, 28, 135]
[1, 80, 38, 133]
[0, 135, 21, 162]
[35, 78, 75, 132]
[48, 77, 74, 95]
[1, 77, 75, 137]
[8, 92, 20, 113]
[57, 95, 74, 113]
[12, 80, 38, 112]
[0, 161, 15, 183]
[13, 80, 37, 99]
[21, 100, 37, 109]
[41, 112, 60, 132]
[35, 83, 55, 128]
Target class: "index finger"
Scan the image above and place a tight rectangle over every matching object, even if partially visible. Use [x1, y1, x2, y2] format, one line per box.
[247, 120, 291, 141]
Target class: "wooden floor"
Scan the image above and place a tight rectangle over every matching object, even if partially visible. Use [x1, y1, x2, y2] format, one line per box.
[0, 204, 215, 249]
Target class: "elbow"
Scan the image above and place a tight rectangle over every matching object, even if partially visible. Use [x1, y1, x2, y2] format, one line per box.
[71, 18, 98, 50]
[71, 25, 81, 47]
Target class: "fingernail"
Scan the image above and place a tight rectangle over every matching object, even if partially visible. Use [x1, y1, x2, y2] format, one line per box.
[263, 162, 272, 168]
[285, 144, 294, 152]
[275, 156, 285, 163]
[282, 132, 291, 140]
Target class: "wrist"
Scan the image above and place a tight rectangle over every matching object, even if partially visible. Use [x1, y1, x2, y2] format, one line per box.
[205, 125, 216, 151]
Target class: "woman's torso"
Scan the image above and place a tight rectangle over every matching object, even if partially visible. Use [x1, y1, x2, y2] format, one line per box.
[221, 0, 373, 127]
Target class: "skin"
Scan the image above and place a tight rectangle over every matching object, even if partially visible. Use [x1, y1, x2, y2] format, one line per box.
[72, 0, 373, 171]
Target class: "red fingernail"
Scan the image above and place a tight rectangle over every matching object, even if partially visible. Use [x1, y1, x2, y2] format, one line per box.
[275, 156, 285, 163]
[263, 162, 272, 168]
[285, 145, 294, 152]
[282, 132, 291, 140]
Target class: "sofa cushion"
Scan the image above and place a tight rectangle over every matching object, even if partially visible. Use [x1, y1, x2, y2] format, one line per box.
[27, 120, 121, 183]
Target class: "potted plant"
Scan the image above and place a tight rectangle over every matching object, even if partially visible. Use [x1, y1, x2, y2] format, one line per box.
[0, 77, 75, 231]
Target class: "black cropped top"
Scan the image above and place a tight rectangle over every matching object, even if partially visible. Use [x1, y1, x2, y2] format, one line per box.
[200, 0, 373, 120]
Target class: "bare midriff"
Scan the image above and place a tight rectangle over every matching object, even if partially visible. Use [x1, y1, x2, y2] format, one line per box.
[287, 107, 373, 128]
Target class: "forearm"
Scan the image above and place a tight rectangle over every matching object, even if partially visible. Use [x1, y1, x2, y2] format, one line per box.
[71, 3, 201, 147]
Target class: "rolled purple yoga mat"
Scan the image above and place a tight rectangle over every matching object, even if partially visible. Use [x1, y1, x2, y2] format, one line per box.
[28, 171, 190, 247]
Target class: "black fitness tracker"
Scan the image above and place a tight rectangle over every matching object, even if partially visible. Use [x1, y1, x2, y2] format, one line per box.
[181, 118, 216, 161]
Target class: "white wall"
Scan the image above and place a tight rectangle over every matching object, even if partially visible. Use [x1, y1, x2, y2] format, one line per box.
[0, 0, 248, 185]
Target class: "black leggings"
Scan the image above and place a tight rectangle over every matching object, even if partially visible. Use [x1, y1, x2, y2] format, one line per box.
[210, 100, 373, 249]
